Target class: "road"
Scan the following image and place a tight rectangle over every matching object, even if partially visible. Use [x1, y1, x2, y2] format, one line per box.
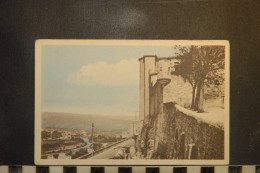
[89, 138, 135, 159]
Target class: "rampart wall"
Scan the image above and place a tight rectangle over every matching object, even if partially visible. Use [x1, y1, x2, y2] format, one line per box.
[140, 103, 224, 160]
[164, 75, 192, 108]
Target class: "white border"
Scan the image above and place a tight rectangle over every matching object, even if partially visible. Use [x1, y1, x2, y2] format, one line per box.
[35, 40, 230, 165]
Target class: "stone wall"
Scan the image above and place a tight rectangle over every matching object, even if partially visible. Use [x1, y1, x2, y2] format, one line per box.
[163, 75, 192, 108]
[169, 103, 224, 159]
[139, 102, 224, 160]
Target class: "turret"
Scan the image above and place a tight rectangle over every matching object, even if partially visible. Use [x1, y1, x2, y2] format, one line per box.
[157, 58, 171, 86]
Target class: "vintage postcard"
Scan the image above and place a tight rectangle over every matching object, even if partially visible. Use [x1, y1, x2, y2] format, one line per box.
[35, 40, 229, 165]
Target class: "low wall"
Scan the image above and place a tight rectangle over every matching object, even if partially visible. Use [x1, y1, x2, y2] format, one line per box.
[163, 103, 224, 160]
[139, 102, 224, 160]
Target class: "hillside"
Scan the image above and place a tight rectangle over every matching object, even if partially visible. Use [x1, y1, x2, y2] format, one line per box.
[42, 112, 135, 132]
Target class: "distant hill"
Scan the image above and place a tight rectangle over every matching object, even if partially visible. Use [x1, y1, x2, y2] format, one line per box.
[42, 112, 135, 132]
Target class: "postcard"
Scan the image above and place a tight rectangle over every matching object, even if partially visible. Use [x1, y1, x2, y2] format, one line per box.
[35, 40, 229, 165]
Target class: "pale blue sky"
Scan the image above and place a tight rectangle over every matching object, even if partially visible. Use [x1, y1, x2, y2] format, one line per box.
[42, 45, 176, 116]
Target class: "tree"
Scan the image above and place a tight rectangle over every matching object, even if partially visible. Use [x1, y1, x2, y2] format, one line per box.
[174, 45, 225, 112]
[173, 46, 200, 109]
[194, 46, 225, 112]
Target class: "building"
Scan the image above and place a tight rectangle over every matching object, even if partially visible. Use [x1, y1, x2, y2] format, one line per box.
[138, 55, 225, 160]
[139, 55, 189, 125]
[129, 122, 140, 137]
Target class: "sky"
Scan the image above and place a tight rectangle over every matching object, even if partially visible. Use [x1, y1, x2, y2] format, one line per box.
[42, 44, 177, 116]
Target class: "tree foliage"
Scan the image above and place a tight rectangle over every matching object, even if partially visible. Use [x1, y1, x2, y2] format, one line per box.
[173, 45, 225, 112]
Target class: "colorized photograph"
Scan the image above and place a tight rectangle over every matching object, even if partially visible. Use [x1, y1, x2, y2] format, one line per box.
[35, 40, 229, 165]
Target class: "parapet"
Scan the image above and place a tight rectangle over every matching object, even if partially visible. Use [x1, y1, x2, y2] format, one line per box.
[138, 55, 158, 62]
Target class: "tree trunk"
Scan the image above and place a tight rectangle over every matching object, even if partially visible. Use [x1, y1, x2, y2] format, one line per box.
[191, 86, 196, 109]
[194, 85, 199, 111]
[195, 81, 205, 112]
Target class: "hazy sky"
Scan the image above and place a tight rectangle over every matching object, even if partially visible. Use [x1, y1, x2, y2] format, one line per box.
[42, 44, 176, 116]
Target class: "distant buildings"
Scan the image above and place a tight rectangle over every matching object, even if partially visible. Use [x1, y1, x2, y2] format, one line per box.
[42, 128, 88, 140]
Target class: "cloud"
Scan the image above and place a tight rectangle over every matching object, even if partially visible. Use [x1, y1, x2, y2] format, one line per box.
[68, 59, 139, 86]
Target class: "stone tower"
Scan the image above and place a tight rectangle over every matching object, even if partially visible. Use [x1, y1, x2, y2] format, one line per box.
[139, 56, 173, 125]
[139, 56, 157, 124]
